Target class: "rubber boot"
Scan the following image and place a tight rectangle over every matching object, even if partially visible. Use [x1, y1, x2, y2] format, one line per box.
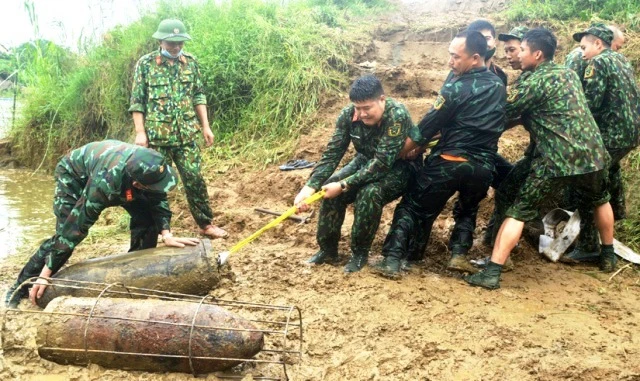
[306, 250, 339, 265]
[344, 252, 368, 273]
[447, 254, 479, 274]
[5, 283, 28, 308]
[373, 256, 402, 279]
[599, 245, 617, 273]
[560, 247, 600, 264]
[464, 261, 503, 290]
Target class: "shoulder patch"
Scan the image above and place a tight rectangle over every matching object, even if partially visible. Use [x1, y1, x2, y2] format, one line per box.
[387, 122, 402, 137]
[585, 64, 595, 79]
[507, 88, 519, 103]
[433, 95, 446, 110]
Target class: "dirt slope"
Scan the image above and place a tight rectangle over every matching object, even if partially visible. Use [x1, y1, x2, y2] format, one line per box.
[2, 1, 640, 380]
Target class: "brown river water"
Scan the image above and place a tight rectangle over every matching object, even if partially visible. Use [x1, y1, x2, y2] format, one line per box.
[0, 168, 55, 258]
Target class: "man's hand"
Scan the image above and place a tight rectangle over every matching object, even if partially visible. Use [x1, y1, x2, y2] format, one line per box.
[322, 182, 343, 199]
[29, 266, 53, 305]
[163, 235, 200, 248]
[294, 186, 316, 213]
[135, 131, 149, 147]
[203, 126, 215, 147]
[399, 137, 418, 159]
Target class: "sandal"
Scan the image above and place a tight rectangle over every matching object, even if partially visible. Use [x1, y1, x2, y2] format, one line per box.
[200, 225, 228, 239]
[279, 159, 315, 171]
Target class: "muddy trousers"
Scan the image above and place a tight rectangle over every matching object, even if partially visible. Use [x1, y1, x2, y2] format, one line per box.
[316, 158, 412, 256]
[10, 199, 159, 292]
[568, 147, 632, 252]
[458, 153, 513, 248]
[382, 156, 493, 261]
[152, 142, 214, 228]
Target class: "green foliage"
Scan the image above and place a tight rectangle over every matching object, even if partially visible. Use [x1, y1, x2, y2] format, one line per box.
[504, 0, 640, 30]
[10, 0, 383, 169]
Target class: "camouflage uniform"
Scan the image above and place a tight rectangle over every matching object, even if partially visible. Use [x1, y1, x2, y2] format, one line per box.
[565, 47, 588, 81]
[129, 49, 214, 228]
[569, 47, 640, 252]
[503, 61, 610, 223]
[7, 140, 175, 301]
[485, 71, 537, 246]
[306, 98, 415, 260]
[382, 67, 506, 262]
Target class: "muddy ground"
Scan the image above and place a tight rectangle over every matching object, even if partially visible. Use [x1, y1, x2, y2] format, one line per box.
[2, 1, 640, 380]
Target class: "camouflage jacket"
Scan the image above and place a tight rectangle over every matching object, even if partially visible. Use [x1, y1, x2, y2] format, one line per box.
[409, 67, 506, 169]
[129, 49, 207, 146]
[565, 47, 588, 81]
[506, 61, 609, 178]
[49, 140, 172, 269]
[306, 98, 413, 190]
[583, 49, 640, 149]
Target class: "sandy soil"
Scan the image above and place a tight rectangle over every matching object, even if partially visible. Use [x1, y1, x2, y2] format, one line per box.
[2, 1, 640, 380]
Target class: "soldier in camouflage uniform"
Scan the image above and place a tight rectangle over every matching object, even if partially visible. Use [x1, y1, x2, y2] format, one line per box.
[561, 24, 640, 264]
[565, 25, 625, 80]
[465, 29, 616, 290]
[5, 140, 199, 307]
[483, 26, 536, 250]
[375, 31, 506, 277]
[293, 75, 416, 273]
[129, 19, 227, 240]
[459, 20, 513, 250]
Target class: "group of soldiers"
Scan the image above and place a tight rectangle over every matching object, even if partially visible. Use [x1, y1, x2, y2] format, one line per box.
[5, 18, 639, 307]
[294, 20, 640, 290]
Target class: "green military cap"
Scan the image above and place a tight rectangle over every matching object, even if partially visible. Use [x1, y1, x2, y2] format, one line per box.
[573, 22, 613, 45]
[126, 148, 178, 193]
[152, 19, 192, 42]
[498, 26, 529, 42]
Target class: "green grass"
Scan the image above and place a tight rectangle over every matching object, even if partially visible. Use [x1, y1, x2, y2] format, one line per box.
[9, 0, 386, 169]
[504, 0, 640, 30]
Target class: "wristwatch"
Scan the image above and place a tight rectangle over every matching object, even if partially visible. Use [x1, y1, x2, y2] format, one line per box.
[339, 181, 348, 191]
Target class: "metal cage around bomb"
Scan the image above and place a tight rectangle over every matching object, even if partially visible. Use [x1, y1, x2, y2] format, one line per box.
[2, 278, 303, 381]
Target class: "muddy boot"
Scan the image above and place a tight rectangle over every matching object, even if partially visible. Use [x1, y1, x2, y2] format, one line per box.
[560, 247, 600, 264]
[5, 284, 28, 308]
[306, 250, 339, 265]
[599, 245, 617, 273]
[464, 261, 503, 290]
[344, 252, 368, 273]
[472, 256, 514, 272]
[373, 256, 402, 279]
[447, 254, 479, 274]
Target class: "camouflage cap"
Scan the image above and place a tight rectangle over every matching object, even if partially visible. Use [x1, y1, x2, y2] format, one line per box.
[498, 26, 529, 42]
[573, 22, 613, 45]
[152, 19, 192, 42]
[126, 148, 178, 193]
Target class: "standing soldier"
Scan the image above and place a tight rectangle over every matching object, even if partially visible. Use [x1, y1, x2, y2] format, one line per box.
[129, 19, 227, 239]
[465, 29, 615, 290]
[293, 75, 416, 273]
[375, 31, 506, 277]
[5, 140, 198, 307]
[561, 24, 640, 264]
[565, 24, 625, 79]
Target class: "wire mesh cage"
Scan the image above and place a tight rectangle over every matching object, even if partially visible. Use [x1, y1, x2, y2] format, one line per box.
[2, 278, 303, 380]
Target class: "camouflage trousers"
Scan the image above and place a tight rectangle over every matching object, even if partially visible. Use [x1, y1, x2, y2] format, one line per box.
[151, 141, 213, 228]
[488, 154, 534, 245]
[11, 171, 160, 292]
[567, 147, 631, 252]
[316, 155, 415, 256]
[507, 168, 610, 223]
[382, 155, 493, 261]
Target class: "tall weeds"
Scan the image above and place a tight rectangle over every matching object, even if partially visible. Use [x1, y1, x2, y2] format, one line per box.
[10, 0, 381, 168]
